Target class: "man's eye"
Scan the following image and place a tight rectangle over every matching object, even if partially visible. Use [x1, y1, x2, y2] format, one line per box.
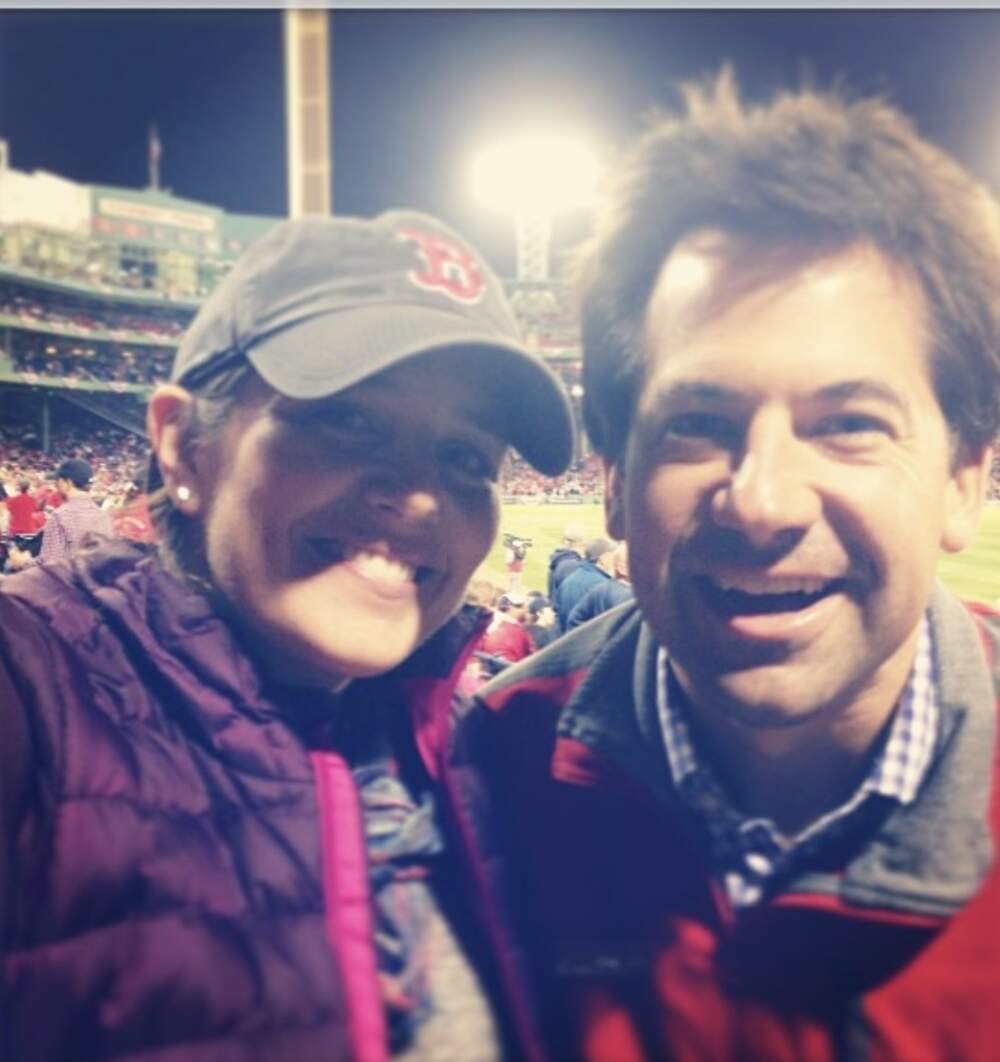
[814, 413, 892, 439]
[661, 412, 739, 444]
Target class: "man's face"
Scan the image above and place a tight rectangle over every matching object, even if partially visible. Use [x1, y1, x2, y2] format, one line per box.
[192, 348, 506, 687]
[608, 237, 987, 729]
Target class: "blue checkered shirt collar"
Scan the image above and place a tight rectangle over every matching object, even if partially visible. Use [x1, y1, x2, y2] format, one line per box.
[656, 614, 939, 906]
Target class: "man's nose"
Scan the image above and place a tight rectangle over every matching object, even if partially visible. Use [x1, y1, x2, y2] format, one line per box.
[710, 411, 821, 548]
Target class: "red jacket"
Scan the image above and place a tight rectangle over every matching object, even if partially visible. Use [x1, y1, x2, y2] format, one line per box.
[448, 588, 1000, 1061]
[480, 614, 535, 664]
[4, 491, 39, 535]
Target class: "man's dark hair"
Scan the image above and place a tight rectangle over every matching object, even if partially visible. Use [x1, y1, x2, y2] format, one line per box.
[576, 70, 1000, 462]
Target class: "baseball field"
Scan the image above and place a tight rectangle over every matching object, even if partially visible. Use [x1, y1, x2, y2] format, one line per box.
[491, 500, 1000, 606]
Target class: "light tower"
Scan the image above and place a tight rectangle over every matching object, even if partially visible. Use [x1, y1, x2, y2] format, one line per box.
[469, 130, 601, 461]
[468, 131, 600, 282]
[284, 10, 332, 217]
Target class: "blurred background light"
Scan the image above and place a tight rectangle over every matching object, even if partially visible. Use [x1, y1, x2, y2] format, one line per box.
[468, 131, 601, 214]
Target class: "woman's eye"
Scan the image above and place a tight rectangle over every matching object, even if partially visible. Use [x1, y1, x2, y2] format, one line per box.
[314, 403, 378, 437]
[441, 441, 499, 482]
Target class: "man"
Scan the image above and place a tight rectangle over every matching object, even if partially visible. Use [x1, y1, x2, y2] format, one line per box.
[8, 459, 111, 568]
[450, 76, 1000, 1059]
[524, 593, 559, 651]
[565, 541, 631, 629]
[545, 523, 585, 601]
[503, 533, 530, 591]
[553, 537, 614, 629]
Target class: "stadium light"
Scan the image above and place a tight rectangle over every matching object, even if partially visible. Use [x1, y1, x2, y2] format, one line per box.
[468, 130, 601, 281]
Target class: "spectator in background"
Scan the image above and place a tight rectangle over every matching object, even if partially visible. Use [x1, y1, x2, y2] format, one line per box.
[554, 537, 615, 629]
[5, 479, 42, 552]
[8, 459, 111, 570]
[524, 592, 559, 651]
[480, 590, 535, 665]
[108, 483, 157, 544]
[566, 541, 632, 629]
[34, 478, 63, 512]
[458, 569, 504, 696]
[546, 522, 585, 600]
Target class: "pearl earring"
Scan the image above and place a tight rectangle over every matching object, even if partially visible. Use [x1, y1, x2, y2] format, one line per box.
[176, 485, 192, 503]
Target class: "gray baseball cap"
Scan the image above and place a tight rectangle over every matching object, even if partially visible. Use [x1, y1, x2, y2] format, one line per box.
[172, 210, 574, 475]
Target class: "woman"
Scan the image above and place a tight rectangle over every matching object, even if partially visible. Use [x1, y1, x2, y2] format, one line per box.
[0, 212, 573, 1061]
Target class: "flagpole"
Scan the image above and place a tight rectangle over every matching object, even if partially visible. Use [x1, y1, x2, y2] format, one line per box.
[148, 124, 161, 191]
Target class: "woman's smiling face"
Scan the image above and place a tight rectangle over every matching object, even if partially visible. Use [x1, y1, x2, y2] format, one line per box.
[188, 347, 507, 687]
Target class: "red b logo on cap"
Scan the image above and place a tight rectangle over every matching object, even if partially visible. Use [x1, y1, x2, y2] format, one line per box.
[398, 226, 486, 305]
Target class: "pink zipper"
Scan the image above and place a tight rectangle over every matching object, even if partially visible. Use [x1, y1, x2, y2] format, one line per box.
[311, 750, 388, 1062]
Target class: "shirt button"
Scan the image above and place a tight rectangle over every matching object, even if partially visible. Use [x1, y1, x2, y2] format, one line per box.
[725, 873, 762, 906]
[745, 852, 773, 877]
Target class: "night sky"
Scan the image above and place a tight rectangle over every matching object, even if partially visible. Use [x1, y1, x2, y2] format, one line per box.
[2, 8, 999, 273]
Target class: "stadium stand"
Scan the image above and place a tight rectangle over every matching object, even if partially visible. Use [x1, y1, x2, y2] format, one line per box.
[501, 452, 602, 502]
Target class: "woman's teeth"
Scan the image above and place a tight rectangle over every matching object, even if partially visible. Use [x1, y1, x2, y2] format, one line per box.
[309, 539, 420, 582]
[350, 550, 416, 584]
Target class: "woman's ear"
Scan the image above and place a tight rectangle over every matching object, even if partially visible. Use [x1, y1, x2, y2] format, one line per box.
[147, 386, 202, 516]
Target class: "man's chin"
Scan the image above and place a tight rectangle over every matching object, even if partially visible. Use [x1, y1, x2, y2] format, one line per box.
[681, 663, 842, 732]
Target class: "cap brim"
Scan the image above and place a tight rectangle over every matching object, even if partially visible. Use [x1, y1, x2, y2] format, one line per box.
[244, 304, 575, 476]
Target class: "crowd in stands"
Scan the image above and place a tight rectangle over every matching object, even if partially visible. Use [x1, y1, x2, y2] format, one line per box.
[1, 280, 186, 388]
[0, 284, 189, 343]
[990, 451, 1000, 502]
[0, 419, 147, 510]
[11, 334, 172, 388]
[500, 452, 603, 500]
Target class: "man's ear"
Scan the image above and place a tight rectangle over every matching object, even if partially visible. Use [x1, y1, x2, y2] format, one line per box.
[603, 457, 626, 541]
[941, 443, 992, 554]
[146, 385, 202, 516]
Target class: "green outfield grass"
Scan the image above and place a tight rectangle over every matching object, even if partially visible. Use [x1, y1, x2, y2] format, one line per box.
[487, 503, 608, 591]
[491, 500, 1000, 605]
[937, 501, 1000, 605]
